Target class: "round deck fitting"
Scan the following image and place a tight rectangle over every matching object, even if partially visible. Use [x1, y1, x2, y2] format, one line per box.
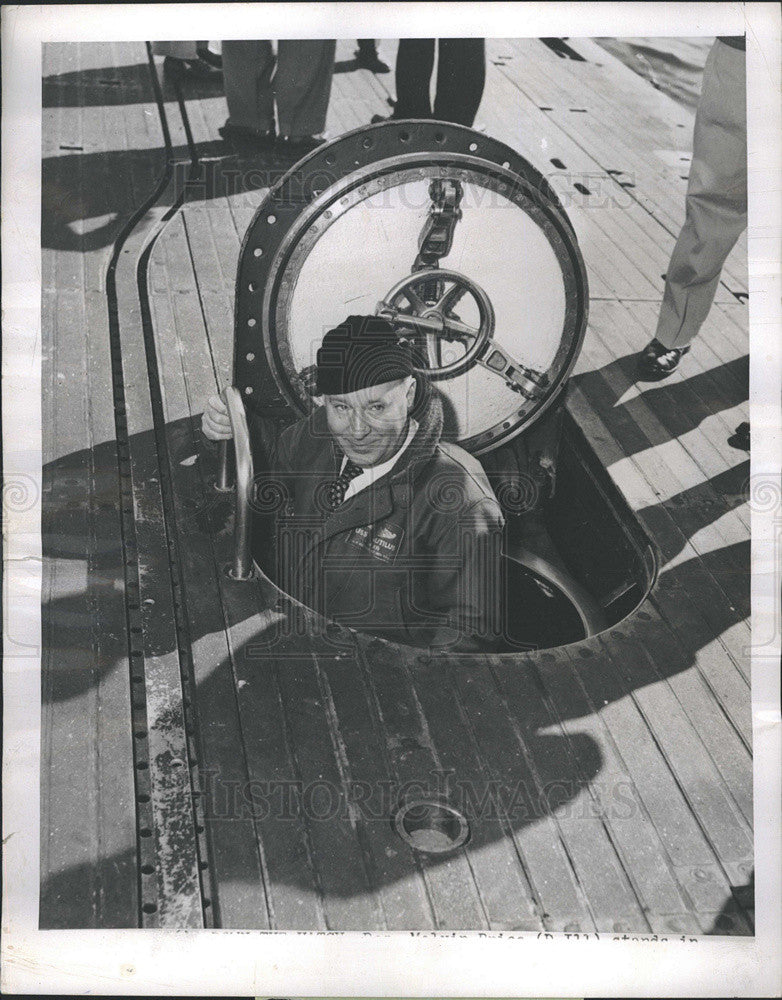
[392, 799, 470, 855]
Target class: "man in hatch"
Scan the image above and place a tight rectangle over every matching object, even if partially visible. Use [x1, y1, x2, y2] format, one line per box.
[202, 314, 504, 650]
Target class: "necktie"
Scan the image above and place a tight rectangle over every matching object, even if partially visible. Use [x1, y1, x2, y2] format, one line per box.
[325, 458, 363, 510]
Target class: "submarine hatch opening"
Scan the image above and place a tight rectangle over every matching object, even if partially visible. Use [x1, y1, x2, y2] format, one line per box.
[242, 406, 657, 654]
[226, 121, 658, 654]
[491, 411, 657, 653]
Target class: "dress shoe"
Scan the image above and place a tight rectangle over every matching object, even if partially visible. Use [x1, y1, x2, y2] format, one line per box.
[219, 122, 276, 150]
[355, 49, 390, 73]
[727, 421, 750, 451]
[164, 54, 221, 79]
[637, 338, 690, 380]
[195, 45, 222, 70]
[277, 134, 326, 154]
[183, 56, 222, 77]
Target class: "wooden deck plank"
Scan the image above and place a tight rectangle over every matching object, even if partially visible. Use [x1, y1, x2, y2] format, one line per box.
[199, 288, 235, 390]
[222, 615, 328, 930]
[573, 324, 748, 577]
[355, 640, 489, 929]
[41, 42, 141, 929]
[615, 562, 752, 781]
[320, 652, 436, 929]
[486, 38, 747, 307]
[555, 35, 749, 295]
[587, 299, 749, 504]
[445, 656, 597, 931]
[411, 655, 547, 932]
[177, 201, 240, 381]
[183, 197, 240, 297]
[533, 648, 702, 936]
[574, 320, 750, 618]
[167, 457, 272, 929]
[209, 563, 331, 931]
[328, 54, 388, 135]
[174, 77, 265, 301]
[273, 649, 387, 930]
[565, 642, 743, 917]
[114, 267, 204, 928]
[322, 650, 439, 928]
[40, 287, 103, 928]
[568, 382, 751, 695]
[484, 654, 653, 932]
[596, 628, 753, 878]
[495, 37, 747, 297]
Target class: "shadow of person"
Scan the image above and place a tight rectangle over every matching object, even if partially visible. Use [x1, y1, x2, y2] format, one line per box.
[40, 848, 138, 929]
[572, 352, 748, 459]
[40, 413, 751, 928]
[43, 138, 302, 254]
[333, 58, 362, 74]
[638, 459, 751, 620]
[43, 145, 168, 253]
[43, 62, 156, 109]
[43, 56, 226, 110]
[705, 869, 754, 935]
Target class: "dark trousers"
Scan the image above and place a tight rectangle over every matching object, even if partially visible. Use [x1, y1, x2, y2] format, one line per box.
[394, 38, 486, 127]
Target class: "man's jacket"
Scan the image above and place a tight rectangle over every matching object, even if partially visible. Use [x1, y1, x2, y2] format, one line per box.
[249, 395, 505, 649]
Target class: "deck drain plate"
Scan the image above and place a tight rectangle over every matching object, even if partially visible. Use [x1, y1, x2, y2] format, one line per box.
[392, 799, 470, 854]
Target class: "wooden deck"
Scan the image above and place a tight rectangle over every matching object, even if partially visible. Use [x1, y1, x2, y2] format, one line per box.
[41, 38, 752, 933]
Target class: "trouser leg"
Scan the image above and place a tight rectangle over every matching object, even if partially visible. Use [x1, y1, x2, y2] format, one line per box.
[221, 40, 275, 131]
[393, 38, 436, 118]
[655, 40, 747, 350]
[275, 40, 336, 138]
[433, 38, 486, 126]
[151, 41, 199, 60]
[357, 39, 378, 57]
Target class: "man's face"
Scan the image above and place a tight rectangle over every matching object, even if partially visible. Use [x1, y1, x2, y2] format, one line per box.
[324, 377, 416, 467]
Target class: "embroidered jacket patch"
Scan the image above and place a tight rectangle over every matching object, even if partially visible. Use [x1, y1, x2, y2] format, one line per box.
[348, 523, 405, 563]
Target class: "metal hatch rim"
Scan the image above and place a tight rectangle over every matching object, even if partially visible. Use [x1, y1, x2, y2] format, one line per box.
[234, 121, 588, 455]
[264, 161, 585, 452]
[233, 117, 574, 394]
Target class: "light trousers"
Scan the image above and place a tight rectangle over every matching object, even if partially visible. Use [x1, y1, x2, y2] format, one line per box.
[221, 39, 336, 137]
[655, 39, 747, 349]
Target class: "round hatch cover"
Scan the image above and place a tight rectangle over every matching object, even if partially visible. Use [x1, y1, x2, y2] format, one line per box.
[234, 120, 588, 454]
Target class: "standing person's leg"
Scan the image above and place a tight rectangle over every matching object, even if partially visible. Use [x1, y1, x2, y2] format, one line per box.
[393, 38, 436, 118]
[221, 40, 276, 134]
[652, 40, 747, 354]
[275, 39, 336, 142]
[151, 41, 199, 60]
[196, 42, 222, 69]
[355, 39, 389, 72]
[433, 38, 486, 126]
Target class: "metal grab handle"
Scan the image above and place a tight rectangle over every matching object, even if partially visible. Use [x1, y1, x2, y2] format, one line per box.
[215, 387, 255, 580]
[216, 437, 233, 493]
